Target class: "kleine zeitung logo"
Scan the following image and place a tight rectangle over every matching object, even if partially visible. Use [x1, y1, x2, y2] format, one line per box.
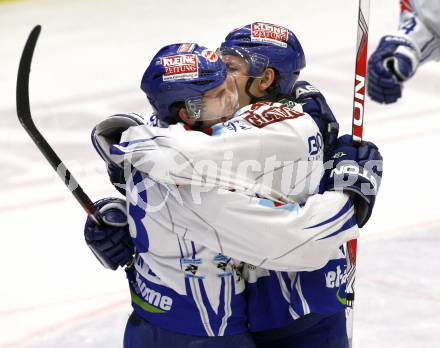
[251, 22, 289, 48]
[161, 54, 199, 81]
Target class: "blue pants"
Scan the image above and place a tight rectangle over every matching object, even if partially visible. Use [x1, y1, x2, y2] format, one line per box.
[252, 311, 348, 348]
[123, 312, 258, 348]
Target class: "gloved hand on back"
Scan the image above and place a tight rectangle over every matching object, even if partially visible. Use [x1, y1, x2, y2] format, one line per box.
[324, 135, 383, 228]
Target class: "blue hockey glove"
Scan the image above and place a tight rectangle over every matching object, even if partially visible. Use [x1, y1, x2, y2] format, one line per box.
[293, 81, 339, 159]
[324, 135, 383, 228]
[84, 197, 134, 270]
[367, 35, 419, 104]
[92, 113, 144, 195]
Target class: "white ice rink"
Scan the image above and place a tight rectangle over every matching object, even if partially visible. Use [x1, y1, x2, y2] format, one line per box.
[1, 0, 439, 347]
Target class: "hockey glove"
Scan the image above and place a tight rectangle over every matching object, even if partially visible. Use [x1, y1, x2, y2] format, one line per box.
[92, 113, 144, 195]
[84, 197, 134, 270]
[324, 135, 383, 228]
[367, 35, 419, 104]
[293, 81, 339, 160]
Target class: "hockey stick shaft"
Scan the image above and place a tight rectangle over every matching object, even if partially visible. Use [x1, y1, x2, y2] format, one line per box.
[352, 0, 370, 145]
[349, 0, 371, 276]
[16, 25, 99, 223]
[347, 0, 371, 345]
[348, 0, 371, 272]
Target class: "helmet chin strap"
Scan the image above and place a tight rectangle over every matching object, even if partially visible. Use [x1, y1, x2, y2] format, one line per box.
[245, 77, 280, 104]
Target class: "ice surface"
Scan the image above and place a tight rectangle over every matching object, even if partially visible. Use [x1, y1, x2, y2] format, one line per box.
[1, 0, 439, 347]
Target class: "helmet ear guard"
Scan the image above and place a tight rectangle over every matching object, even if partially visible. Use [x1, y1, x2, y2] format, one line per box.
[185, 97, 203, 120]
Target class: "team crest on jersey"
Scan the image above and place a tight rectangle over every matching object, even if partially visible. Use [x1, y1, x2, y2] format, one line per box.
[201, 49, 219, 62]
[242, 102, 304, 128]
[161, 54, 199, 81]
[251, 22, 289, 48]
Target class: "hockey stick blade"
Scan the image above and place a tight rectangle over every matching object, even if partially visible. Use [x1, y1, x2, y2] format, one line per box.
[16, 25, 98, 221]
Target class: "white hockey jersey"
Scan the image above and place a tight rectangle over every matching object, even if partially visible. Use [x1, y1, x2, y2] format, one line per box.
[109, 102, 358, 335]
[398, 0, 440, 62]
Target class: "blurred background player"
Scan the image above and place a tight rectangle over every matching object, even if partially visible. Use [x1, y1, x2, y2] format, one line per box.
[368, 0, 440, 104]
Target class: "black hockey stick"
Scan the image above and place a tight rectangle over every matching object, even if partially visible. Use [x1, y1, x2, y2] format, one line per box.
[16, 25, 99, 223]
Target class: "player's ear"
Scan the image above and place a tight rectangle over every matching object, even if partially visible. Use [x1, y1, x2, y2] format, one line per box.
[259, 68, 276, 92]
[178, 107, 196, 126]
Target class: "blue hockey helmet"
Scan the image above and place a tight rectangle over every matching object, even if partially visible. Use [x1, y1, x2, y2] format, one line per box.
[220, 22, 306, 95]
[141, 43, 228, 124]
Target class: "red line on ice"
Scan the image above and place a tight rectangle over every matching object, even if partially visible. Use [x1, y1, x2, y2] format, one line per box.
[0, 289, 127, 316]
[1, 299, 128, 348]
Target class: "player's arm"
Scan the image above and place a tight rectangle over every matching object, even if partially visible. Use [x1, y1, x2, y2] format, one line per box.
[109, 103, 325, 203]
[367, 3, 440, 103]
[91, 113, 145, 195]
[292, 81, 339, 157]
[89, 121, 380, 272]
[397, 4, 440, 63]
[157, 134, 381, 272]
[174, 186, 358, 272]
[109, 120, 263, 194]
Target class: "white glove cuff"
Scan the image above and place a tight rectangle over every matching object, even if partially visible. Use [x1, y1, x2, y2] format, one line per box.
[92, 113, 144, 168]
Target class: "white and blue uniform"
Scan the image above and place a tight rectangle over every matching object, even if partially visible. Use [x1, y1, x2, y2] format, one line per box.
[109, 102, 358, 337]
[244, 248, 349, 334]
[237, 101, 351, 336]
[398, 0, 440, 63]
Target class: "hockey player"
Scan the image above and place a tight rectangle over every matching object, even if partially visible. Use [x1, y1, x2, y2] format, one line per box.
[368, 0, 440, 103]
[216, 23, 361, 347]
[85, 42, 382, 347]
